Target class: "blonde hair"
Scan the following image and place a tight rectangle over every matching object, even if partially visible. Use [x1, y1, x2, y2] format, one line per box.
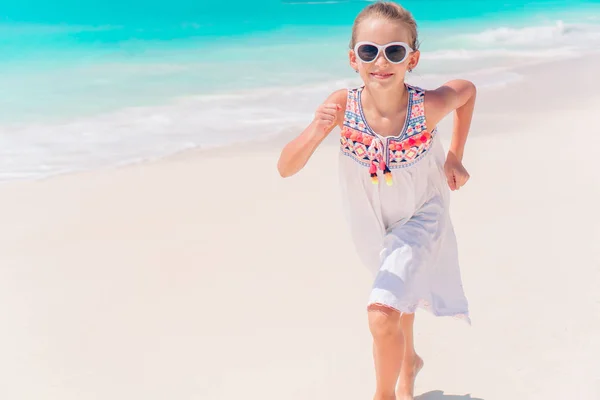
[350, 1, 419, 50]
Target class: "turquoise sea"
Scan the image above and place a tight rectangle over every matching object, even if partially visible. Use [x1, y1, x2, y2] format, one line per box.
[1, 0, 600, 180]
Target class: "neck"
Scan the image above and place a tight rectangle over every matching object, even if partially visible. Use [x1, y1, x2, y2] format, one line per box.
[362, 81, 408, 117]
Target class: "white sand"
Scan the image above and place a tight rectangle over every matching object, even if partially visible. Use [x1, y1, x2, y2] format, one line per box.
[1, 55, 599, 400]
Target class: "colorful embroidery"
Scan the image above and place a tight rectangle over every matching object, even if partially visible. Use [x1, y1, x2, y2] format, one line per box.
[387, 129, 433, 168]
[341, 84, 437, 185]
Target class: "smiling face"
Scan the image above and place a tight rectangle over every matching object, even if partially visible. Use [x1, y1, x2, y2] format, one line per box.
[349, 18, 420, 90]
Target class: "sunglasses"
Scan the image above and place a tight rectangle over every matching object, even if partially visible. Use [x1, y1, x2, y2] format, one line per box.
[354, 41, 413, 64]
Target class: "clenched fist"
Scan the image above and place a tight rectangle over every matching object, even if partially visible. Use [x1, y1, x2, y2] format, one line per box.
[314, 103, 342, 135]
[444, 151, 470, 191]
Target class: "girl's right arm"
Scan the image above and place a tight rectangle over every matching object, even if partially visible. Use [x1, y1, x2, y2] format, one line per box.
[277, 89, 347, 178]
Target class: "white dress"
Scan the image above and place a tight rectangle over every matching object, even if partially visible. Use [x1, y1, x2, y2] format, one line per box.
[338, 84, 470, 323]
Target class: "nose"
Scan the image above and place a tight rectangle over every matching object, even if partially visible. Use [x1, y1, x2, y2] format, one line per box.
[374, 51, 389, 68]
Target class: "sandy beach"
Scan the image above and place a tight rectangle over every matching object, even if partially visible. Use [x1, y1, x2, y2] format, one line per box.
[1, 54, 599, 400]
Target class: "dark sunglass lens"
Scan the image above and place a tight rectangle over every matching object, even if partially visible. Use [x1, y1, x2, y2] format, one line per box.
[357, 44, 378, 62]
[385, 45, 407, 63]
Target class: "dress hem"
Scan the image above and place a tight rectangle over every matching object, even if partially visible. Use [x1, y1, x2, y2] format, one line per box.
[367, 300, 471, 325]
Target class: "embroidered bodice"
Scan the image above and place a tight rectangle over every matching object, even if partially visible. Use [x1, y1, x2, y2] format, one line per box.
[340, 84, 437, 185]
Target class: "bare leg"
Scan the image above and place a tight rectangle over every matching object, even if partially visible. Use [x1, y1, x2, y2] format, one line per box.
[368, 304, 404, 400]
[396, 313, 424, 400]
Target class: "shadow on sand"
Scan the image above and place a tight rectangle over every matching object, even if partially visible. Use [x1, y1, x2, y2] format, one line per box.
[416, 390, 484, 400]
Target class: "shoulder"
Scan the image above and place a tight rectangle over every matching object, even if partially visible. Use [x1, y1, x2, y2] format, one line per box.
[421, 80, 477, 127]
[324, 88, 349, 107]
[424, 80, 477, 110]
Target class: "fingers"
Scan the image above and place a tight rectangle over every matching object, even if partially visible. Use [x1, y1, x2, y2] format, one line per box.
[316, 103, 343, 131]
[319, 104, 342, 118]
[448, 172, 470, 191]
[322, 103, 342, 111]
[447, 173, 457, 191]
[445, 157, 470, 191]
[317, 113, 336, 123]
[318, 103, 341, 114]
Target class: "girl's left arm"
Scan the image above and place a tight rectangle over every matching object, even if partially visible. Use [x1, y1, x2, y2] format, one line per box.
[426, 79, 477, 161]
[425, 80, 477, 190]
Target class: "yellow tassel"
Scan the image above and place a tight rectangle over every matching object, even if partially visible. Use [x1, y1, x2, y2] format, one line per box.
[382, 163, 393, 186]
[384, 172, 393, 186]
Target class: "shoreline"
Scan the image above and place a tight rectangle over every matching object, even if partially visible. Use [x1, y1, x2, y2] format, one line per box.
[2, 51, 598, 187]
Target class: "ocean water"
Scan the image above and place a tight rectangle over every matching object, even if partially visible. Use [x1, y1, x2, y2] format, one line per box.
[1, 0, 600, 181]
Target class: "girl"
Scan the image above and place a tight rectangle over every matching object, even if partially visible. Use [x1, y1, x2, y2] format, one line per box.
[277, 2, 476, 399]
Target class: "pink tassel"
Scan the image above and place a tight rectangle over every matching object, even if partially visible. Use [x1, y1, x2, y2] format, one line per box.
[369, 162, 378, 184]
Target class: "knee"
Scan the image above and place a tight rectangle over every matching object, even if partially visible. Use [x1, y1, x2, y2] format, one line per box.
[368, 305, 401, 340]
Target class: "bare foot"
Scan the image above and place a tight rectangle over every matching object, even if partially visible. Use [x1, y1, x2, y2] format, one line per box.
[395, 355, 424, 400]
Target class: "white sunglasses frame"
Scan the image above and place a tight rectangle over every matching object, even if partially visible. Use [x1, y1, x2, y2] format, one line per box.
[353, 41, 414, 64]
